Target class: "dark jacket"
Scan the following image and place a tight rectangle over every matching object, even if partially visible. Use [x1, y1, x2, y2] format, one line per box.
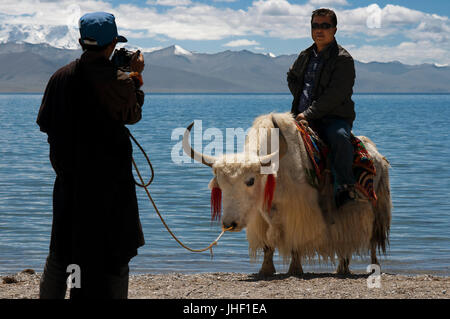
[287, 39, 356, 127]
[36, 50, 145, 268]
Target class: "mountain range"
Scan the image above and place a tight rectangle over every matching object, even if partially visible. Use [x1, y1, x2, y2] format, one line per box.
[0, 42, 449, 93]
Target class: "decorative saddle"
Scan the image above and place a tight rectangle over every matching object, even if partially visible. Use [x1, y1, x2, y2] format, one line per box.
[294, 120, 377, 207]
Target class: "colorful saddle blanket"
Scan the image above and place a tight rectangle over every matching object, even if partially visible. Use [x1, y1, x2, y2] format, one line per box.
[294, 120, 377, 206]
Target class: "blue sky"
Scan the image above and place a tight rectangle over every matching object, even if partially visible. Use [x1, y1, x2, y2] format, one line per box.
[0, 0, 449, 65]
[118, 0, 450, 16]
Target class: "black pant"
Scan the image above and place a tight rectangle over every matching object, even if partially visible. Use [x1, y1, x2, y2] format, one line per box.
[314, 118, 355, 187]
[39, 252, 129, 299]
[321, 119, 355, 187]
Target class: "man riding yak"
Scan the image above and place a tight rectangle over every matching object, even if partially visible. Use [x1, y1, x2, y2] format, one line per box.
[182, 8, 391, 276]
[288, 8, 357, 208]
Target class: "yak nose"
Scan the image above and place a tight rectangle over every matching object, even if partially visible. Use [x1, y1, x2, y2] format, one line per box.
[223, 221, 237, 230]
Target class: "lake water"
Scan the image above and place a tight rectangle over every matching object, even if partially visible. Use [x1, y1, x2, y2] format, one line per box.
[0, 93, 449, 276]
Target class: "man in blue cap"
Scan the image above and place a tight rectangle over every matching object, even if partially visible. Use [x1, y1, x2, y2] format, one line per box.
[37, 12, 146, 299]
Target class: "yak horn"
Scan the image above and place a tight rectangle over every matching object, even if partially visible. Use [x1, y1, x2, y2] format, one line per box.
[183, 122, 217, 167]
[259, 115, 288, 167]
[259, 151, 279, 167]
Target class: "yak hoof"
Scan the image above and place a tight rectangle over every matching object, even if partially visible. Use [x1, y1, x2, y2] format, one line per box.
[258, 266, 276, 278]
[287, 269, 304, 276]
[336, 266, 351, 275]
[336, 257, 351, 275]
[287, 265, 304, 276]
[336, 270, 352, 275]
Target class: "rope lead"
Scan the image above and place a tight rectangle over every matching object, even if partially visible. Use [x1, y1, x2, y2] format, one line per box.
[128, 131, 230, 256]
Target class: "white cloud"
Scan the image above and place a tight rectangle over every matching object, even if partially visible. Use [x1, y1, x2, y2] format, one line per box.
[251, 0, 293, 16]
[337, 4, 430, 33]
[348, 40, 450, 66]
[0, 0, 449, 64]
[309, 0, 349, 6]
[223, 39, 260, 47]
[0, 0, 447, 43]
[146, 0, 192, 6]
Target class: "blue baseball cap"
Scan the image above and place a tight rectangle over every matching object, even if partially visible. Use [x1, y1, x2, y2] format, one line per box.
[79, 12, 127, 47]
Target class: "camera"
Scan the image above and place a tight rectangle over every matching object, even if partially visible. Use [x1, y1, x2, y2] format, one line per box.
[111, 48, 140, 72]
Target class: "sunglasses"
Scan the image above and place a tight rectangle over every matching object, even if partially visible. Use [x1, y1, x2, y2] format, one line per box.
[311, 22, 334, 30]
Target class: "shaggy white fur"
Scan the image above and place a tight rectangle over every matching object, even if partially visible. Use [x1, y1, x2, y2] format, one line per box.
[202, 112, 392, 274]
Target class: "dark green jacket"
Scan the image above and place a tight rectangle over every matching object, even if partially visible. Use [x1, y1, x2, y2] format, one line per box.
[287, 39, 356, 126]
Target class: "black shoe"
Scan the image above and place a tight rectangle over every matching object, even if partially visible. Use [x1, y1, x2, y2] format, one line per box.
[335, 184, 356, 209]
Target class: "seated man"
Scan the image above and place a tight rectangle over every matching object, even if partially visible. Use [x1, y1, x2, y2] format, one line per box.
[287, 8, 356, 208]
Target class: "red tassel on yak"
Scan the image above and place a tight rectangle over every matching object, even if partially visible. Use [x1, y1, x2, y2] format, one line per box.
[211, 176, 275, 221]
[211, 187, 222, 221]
[263, 174, 276, 215]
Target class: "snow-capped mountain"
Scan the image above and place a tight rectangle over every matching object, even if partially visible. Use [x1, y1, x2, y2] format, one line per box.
[0, 24, 80, 50]
[0, 42, 449, 93]
[173, 45, 192, 56]
[116, 43, 163, 53]
[148, 45, 193, 58]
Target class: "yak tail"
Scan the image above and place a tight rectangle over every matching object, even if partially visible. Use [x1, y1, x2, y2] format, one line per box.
[371, 158, 392, 255]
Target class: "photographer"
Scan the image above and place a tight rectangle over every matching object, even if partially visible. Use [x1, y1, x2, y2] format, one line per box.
[37, 12, 146, 299]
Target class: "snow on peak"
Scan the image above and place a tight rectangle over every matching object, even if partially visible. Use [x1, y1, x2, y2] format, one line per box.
[173, 45, 192, 56]
[267, 52, 276, 58]
[117, 44, 163, 53]
[0, 24, 80, 50]
[434, 63, 448, 68]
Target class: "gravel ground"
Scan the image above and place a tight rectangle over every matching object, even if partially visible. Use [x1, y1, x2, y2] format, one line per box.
[1, 270, 449, 299]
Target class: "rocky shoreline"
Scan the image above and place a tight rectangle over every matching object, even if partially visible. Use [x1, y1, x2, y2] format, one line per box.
[1, 270, 448, 299]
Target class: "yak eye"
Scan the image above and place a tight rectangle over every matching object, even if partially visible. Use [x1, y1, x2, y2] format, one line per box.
[245, 177, 255, 187]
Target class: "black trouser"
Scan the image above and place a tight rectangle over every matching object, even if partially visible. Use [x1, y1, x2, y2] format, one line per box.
[316, 118, 356, 187]
[39, 252, 129, 299]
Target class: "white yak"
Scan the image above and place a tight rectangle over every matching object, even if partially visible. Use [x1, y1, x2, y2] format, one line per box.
[183, 112, 391, 276]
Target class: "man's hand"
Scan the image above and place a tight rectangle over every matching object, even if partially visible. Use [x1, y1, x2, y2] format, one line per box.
[130, 51, 145, 74]
[296, 113, 306, 121]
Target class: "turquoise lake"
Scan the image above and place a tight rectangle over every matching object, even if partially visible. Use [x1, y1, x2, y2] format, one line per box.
[0, 93, 449, 276]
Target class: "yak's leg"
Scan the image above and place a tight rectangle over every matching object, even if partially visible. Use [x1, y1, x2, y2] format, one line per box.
[287, 251, 304, 276]
[336, 256, 351, 275]
[371, 242, 379, 266]
[258, 246, 276, 277]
